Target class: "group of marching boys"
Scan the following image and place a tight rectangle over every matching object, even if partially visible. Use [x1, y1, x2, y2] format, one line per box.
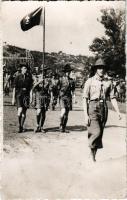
[11, 59, 122, 162]
[12, 63, 75, 134]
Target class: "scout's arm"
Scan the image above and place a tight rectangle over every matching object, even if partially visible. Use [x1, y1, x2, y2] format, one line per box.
[30, 76, 34, 104]
[71, 79, 76, 103]
[110, 98, 121, 120]
[110, 83, 121, 120]
[30, 89, 33, 104]
[71, 79, 75, 93]
[50, 81, 53, 103]
[12, 75, 17, 105]
[82, 79, 91, 126]
[12, 88, 15, 105]
[32, 80, 41, 89]
[32, 77, 43, 90]
[83, 97, 90, 126]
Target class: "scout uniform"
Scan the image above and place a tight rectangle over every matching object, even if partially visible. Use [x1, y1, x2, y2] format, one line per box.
[50, 73, 60, 110]
[33, 76, 50, 110]
[13, 64, 33, 133]
[59, 64, 75, 132]
[83, 58, 119, 161]
[14, 69, 33, 109]
[32, 68, 50, 132]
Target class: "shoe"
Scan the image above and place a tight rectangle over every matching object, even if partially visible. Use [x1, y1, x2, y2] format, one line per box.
[90, 150, 96, 162]
[34, 126, 41, 133]
[52, 105, 55, 110]
[40, 128, 46, 133]
[18, 126, 23, 133]
[59, 126, 64, 132]
[59, 126, 69, 133]
[22, 128, 26, 132]
[63, 129, 69, 133]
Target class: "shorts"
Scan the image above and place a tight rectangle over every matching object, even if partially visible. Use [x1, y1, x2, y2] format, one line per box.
[87, 101, 108, 149]
[33, 91, 48, 109]
[16, 94, 30, 109]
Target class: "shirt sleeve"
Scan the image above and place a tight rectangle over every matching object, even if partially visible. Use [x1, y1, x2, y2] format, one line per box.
[27, 75, 33, 90]
[57, 80, 61, 90]
[13, 75, 18, 88]
[71, 79, 75, 92]
[59, 78, 62, 90]
[83, 78, 91, 99]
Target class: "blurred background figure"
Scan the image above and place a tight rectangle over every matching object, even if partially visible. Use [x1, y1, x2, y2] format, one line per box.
[4, 70, 11, 96]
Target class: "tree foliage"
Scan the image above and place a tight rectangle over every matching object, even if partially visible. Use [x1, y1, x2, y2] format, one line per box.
[89, 8, 125, 77]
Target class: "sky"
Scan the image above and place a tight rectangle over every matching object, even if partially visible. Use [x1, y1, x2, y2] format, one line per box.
[2, 1, 125, 56]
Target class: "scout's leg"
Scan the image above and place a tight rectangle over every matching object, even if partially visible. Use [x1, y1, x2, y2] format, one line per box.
[90, 148, 96, 162]
[40, 107, 46, 133]
[70, 97, 72, 111]
[62, 109, 69, 133]
[35, 108, 41, 132]
[88, 119, 102, 162]
[21, 107, 27, 131]
[93, 147, 98, 161]
[17, 107, 23, 133]
[90, 105, 105, 161]
[60, 107, 66, 132]
[52, 94, 55, 110]
[46, 94, 50, 111]
[103, 104, 108, 127]
[60, 97, 70, 132]
[60, 97, 69, 133]
[52, 94, 58, 110]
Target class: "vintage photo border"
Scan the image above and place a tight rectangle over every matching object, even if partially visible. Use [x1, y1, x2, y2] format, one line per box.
[0, 0, 126, 199]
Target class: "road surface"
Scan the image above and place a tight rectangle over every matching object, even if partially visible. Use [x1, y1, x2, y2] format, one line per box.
[1, 90, 126, 199]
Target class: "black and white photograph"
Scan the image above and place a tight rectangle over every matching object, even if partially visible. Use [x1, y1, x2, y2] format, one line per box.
[1, 0, 126, 199]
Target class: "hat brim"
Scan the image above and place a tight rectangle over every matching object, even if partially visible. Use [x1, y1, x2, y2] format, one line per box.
[93, 64, 106, 67]
[62, 68, 73, 72]
[20, 64, 29, 69]
[92, 65, 106, 70]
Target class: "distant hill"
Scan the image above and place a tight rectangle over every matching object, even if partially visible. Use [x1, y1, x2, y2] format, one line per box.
[3, 44, 94, 80]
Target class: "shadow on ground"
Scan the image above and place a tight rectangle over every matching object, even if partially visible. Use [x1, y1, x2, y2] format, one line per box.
[105, 125, 126, 129]
[46, 125, 87, 132]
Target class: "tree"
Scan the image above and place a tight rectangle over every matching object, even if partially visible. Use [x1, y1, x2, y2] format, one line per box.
[89, 8, 125, 78]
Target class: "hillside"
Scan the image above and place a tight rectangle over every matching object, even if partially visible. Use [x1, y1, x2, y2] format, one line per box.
[3, 44, 94, 77]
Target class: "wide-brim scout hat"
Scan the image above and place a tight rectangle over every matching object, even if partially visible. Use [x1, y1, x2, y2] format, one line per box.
[20, 63, 29, 70]
[62, 64, 73, 72]
[92, 58, 106, 69]
[20, 63, 28, 68]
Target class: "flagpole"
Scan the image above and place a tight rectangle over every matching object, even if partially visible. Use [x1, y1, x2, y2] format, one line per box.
[42, 6, 45, 79]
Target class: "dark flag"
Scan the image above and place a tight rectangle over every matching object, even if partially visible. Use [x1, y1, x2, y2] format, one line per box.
[20, 7, 43, 31]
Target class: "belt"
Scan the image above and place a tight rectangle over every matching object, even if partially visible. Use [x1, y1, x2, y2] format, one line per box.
[22, 88, 27, 91]
[90, 99, 105, 103]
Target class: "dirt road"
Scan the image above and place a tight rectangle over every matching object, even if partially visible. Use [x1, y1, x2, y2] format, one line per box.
[1, 91, 126, 199]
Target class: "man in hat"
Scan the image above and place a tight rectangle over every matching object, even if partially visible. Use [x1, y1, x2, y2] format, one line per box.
[31, 67, 50, 133]
[83, 58, 121, 162]
[50, 72, 60, 110]
[59, 64, 75, 133]
[12, 64, 33, 133]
